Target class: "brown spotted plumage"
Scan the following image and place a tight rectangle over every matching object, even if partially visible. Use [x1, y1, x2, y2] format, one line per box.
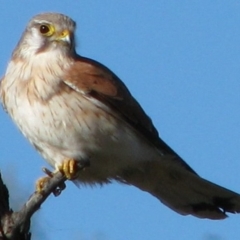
[1, 12, 240, 219]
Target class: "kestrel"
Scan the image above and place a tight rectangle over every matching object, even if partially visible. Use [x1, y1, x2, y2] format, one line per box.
[1, 12, 240, 220]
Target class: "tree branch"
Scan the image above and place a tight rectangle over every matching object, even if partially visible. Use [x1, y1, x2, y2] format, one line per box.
[0, 170, 67, 240]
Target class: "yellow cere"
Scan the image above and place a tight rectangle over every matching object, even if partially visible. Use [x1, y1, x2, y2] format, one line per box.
[60, 30, 70, 38]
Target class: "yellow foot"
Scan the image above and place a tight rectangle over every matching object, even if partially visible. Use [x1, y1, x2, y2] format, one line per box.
[36, 159, 89, 195]
[57, 159, 82, 180]
[36, 175, 51, 193]
[36, 168, 66, 196]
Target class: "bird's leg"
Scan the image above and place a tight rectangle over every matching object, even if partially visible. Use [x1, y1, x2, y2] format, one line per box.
[36, 158, 90, 195]
[57, 158, 90, 179]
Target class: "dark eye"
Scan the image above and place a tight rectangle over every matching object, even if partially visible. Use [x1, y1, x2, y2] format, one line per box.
[39, 25, 50, 34]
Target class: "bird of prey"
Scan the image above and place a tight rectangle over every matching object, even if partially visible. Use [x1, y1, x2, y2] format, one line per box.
[1, 12, 240, 220]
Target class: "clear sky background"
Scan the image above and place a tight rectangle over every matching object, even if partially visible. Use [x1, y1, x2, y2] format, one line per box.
[0, 1, 240, 240]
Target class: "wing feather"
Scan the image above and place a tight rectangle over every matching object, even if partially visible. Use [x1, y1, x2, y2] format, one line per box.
[63, 56, 197, 174]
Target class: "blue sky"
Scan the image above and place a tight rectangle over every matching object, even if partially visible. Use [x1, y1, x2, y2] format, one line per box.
[0, 1, 240, 240]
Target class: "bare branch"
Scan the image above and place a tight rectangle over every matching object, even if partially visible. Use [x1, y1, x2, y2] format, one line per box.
[0, 172, 9, 217]
[0, 171, 67, 240]
[0, 172, 10, 240]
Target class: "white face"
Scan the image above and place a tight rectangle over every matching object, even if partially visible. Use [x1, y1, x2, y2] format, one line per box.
[17, 31, 61, 62]
[24, 27, 49, 56]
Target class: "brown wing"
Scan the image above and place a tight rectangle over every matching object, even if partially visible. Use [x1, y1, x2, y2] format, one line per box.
[63, 56, 197, 174]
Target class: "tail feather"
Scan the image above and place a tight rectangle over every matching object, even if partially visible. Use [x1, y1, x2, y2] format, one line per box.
[117, 155, 240, 219]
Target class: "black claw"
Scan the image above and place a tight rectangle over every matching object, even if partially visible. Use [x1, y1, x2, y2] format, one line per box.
[53, 182, 66, 197]
[42, 167, 54, 177]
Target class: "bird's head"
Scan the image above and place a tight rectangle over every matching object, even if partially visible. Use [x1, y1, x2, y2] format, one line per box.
[13, 13, 77, 59]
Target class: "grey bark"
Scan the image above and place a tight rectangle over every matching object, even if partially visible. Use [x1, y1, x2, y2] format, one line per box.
[0, 171, 66, 240]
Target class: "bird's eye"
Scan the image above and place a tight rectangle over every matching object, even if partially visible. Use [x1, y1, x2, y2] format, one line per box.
[39, 24, 54, 36]
[40, 25, 50, 34]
